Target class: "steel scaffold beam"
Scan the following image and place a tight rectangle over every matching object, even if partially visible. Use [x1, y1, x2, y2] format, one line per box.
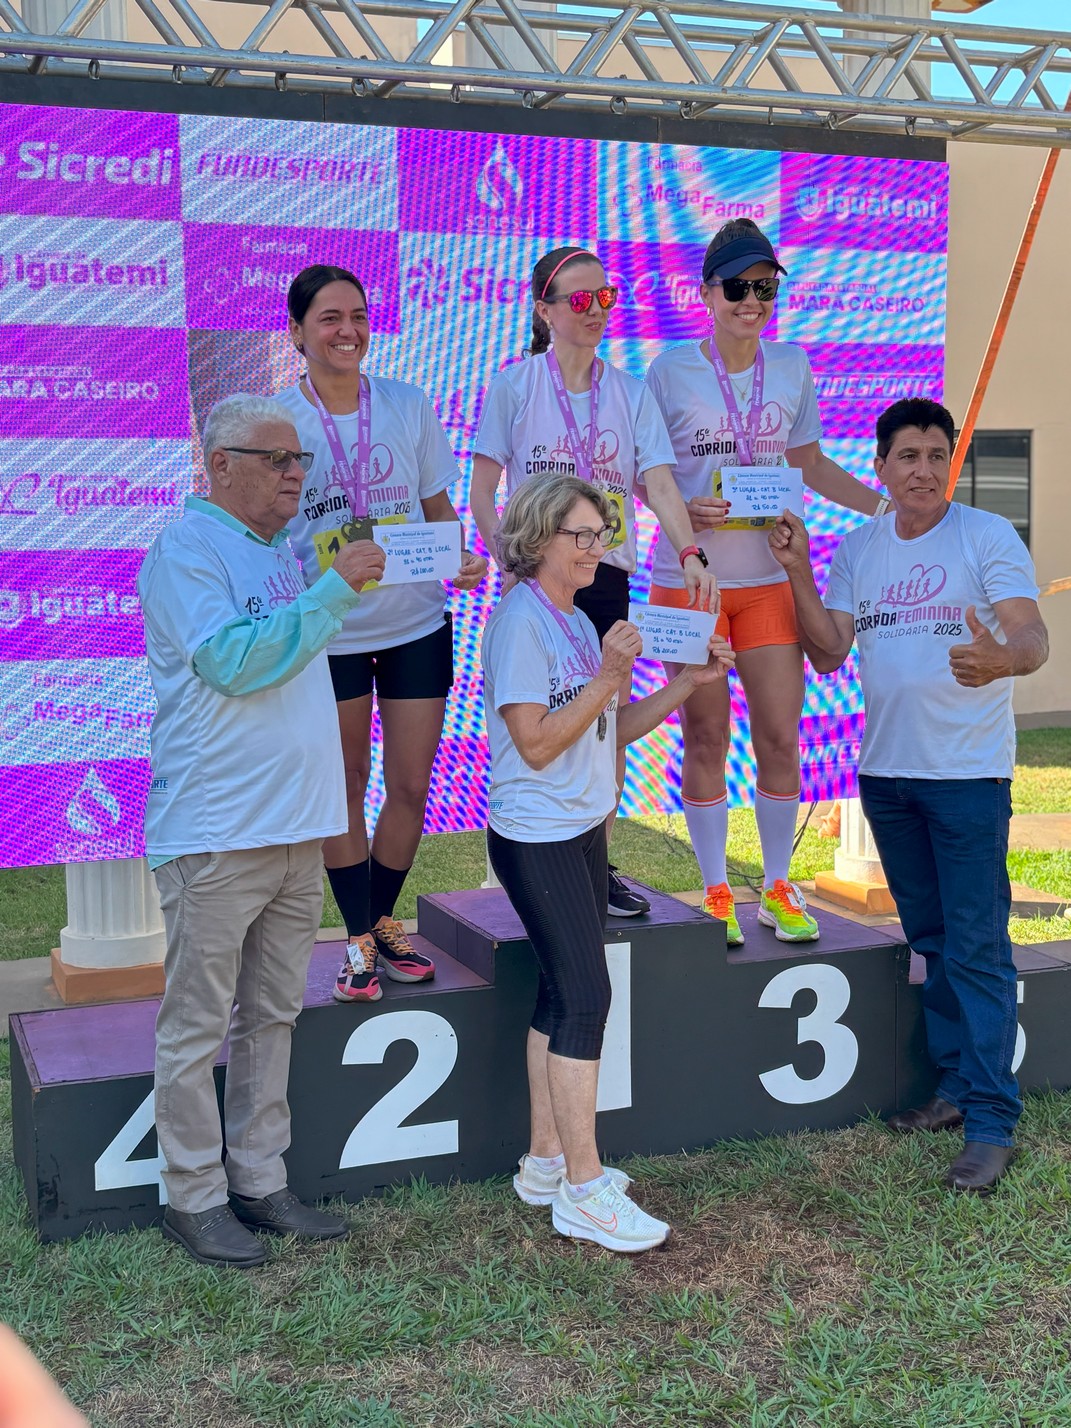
[2, 1, 1071, 147]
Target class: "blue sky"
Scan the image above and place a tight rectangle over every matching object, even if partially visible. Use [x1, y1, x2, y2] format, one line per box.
[758, 1, 1063, 27]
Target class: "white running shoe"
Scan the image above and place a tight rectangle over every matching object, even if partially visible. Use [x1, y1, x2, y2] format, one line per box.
[551, 1177, 670, 1253]
[512, 1155, 630, 1207]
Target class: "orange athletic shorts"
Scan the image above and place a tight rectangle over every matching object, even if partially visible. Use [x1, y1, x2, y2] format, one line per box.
[649, 579, 798, 653]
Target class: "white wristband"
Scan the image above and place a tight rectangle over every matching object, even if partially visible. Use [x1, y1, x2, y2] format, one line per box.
[872, 494, 891, 519]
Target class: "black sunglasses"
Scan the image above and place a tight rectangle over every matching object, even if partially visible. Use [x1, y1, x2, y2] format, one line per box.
[224, 447, 314, 472]
[712, 277, 780, 303]
[544, 286, 619, 315]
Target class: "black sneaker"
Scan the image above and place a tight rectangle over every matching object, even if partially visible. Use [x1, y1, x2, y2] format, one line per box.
[607, 866, 650, 917]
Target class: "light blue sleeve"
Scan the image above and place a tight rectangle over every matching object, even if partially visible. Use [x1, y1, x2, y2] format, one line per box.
[192, 568, 358, 696]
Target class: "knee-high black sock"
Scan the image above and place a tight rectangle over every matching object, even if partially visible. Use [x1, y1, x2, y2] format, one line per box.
[325, 859, 370, 938]
[369, 855, 411, 927]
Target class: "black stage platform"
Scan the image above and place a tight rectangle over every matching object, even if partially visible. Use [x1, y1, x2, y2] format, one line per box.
[11, 887, 1071, 1241]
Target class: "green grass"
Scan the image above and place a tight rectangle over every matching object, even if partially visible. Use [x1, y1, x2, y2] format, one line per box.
[1012, 728, 1071, 814]
[5, 1024, 1071, 1427]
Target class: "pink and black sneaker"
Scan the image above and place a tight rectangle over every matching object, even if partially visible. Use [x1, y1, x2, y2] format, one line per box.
[372, 916, 435, 983]
[333, 933, 383, 1003]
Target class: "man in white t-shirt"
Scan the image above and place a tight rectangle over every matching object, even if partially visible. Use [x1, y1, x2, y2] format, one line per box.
[769, 398, 1048, 1196]
[138, 394, 385, 1266]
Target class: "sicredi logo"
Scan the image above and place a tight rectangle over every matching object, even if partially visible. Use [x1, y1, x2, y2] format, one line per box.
[404, 261, 527, 308]
[2, 143, 174, 188]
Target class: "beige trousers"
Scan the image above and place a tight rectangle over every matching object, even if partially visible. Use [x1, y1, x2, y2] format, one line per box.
[153, 840, 324, 1213]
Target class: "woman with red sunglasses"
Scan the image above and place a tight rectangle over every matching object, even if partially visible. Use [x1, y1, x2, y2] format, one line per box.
[646, 218, 888, 947]
[471, 245, 719, 918]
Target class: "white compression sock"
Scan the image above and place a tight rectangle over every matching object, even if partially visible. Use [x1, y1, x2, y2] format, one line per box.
[682, 793, 729, 889]
[755, 787, 800, 886]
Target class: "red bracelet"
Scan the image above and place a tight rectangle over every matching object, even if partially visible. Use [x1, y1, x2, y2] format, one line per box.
[679, 545, 709, 569]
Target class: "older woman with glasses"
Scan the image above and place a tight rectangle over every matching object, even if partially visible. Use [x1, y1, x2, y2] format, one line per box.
[482, 472, 734, 1253]
[472, 245, 719, 919]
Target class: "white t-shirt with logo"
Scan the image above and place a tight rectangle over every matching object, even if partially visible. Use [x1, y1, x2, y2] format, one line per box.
[825, 503, 1038, 779]
[139, 507, 347, 860]
[645, 339, 823, 589]
[276, 377, 460, 655]
[474, 352, 676, 573]
[482, 582, 618, 842]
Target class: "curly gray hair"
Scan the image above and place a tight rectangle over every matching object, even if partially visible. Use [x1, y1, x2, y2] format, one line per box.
[495, 472, 617, 581]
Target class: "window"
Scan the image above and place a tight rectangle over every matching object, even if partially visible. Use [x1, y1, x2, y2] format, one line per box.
[952, 431, 1031, 548]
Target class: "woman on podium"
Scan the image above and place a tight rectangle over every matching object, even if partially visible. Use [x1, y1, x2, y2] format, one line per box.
[646, 219, 887, 948]
[482, 472, 733, 1253]
[277, 265, 487, 1005]
[471, 246, 719, 919]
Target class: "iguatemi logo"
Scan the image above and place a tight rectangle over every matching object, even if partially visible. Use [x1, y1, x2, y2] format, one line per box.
[0, 248, 169, 294]
[65, 766, 121, 837]
[796, 184, 939, 225]
[0, 470, 181, 517]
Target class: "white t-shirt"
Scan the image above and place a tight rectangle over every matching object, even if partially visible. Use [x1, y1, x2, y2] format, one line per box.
[475, 352, 676, 573]
[825, 503, 1038, 779]
[645, 339, 822, 589]
[276, 377, 460, 654]
[139, 507, 347, 860]
[482, 582, 618, 842]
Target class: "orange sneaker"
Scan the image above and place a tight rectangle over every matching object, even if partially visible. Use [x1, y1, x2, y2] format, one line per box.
[701, 882, 743, 945]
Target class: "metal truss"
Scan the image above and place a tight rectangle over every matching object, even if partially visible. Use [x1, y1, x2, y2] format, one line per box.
[2, 1, 1071, 148]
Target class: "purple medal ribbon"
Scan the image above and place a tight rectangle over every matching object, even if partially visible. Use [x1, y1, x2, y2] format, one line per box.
[546, 349, 600, 483]
[304, 370, 372, 519]
[525, 579, 608, 740]
[707, 341, 765, 465]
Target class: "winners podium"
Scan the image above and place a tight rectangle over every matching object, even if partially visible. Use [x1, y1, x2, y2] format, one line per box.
[11, 887, 1071, 1242]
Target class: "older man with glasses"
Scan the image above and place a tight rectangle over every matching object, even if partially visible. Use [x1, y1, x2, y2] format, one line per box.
[138, 393, 385, 1266]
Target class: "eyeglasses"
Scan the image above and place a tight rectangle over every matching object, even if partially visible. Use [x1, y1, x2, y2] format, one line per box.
[224, 448, 314, 472]
[544, 286, 619, 315]
[557, 522, 619, 550]
[712, 277, 780, 303]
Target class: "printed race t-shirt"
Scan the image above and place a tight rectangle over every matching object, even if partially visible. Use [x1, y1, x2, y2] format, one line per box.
[482, 581, 618, 842]
[475, 352, 676, 574]
[825, 503, 1039, 779]
[645, 339, 822, 589]
[138, 505, 347, 860]
[277, 377, 460, 654]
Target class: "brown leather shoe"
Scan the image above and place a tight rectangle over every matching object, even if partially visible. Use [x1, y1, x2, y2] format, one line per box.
[163, 1205, 268, 1267]
[945, 1141, 1017, 1195]
[887, 1096, 964, 1134]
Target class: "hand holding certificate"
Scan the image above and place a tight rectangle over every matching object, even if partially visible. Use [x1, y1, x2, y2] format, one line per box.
[714, 466, 804, 527]
[372, 522, 462, 585]
[628, 602, 718, 665]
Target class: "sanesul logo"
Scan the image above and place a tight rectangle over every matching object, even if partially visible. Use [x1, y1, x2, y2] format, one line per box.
[183, 223, 400, 333]
[398, 130, 597, 237]
[0, 103, 180, 221]
[0, 758, 151, 866]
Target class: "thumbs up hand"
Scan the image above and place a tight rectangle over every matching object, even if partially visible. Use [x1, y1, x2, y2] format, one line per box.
[948, 605, 1009, 688]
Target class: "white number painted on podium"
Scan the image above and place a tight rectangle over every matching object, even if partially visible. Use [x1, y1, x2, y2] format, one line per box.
[339, 1010, 459, 1169]
[758, 964, 860, 1104]
[1012, 980, 1026, 1075]
[94, 1088, 167, 1205]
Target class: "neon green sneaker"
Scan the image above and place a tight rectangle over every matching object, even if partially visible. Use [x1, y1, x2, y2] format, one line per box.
[702, 882, 743, 946]
[758, 880, 820, 942]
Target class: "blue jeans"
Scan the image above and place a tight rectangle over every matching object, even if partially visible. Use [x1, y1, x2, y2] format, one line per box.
[859, 775, 1020, 1147]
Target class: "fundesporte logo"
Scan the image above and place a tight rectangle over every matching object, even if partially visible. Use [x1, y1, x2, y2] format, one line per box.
[65, 766, 122, 836]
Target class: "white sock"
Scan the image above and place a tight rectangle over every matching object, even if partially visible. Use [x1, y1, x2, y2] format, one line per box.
[755, 787, 800, 886]
[530, 1153, 565, 1172]
[682, 793, 728, 889]
[567, 1172, 611, 1200]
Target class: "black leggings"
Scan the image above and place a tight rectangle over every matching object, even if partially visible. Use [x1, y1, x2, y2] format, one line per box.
[488, 823, 611, 1061]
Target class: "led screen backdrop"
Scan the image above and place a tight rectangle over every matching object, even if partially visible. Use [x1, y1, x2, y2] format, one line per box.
[0, 102, 948, 868]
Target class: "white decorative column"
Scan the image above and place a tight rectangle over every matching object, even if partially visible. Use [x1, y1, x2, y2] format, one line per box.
[837, 0, 931, 91]
[53, 858, 167, 1003]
